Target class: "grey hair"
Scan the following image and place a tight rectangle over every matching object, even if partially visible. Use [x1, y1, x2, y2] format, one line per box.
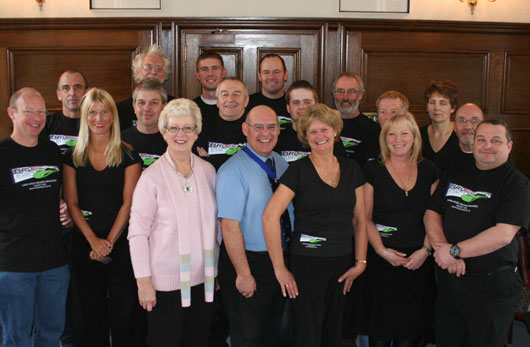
[131, 44, 171, 83]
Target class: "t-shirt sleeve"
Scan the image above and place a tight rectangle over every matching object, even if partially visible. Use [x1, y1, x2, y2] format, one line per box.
[63, 150, 75, 168]
[424, 159, 441, 185]
[362, 161, 376, 186]
[216, 163, 246, 222]
[427, 175, 448, 214]
[351, 160, 366, 188]
[279, 160, 301, 194]
[123, 147, 142, 167]
[496, 177, 530, 229]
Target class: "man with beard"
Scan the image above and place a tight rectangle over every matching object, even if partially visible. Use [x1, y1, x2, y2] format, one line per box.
[246, 54, 291, 130]
[435, 103, 484, 176]
[194, 51, 226, 132]
[333, 72, 380, 166]
[117, 45, 175, 130]
[121, 79, 168, 170]
[195, 78, 249, 170]
[42, 70, 88, 155]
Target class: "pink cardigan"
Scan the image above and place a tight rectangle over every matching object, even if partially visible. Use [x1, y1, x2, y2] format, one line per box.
[128, 152, 219, 307]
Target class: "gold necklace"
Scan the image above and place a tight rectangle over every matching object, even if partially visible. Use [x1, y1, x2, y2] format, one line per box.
[309, 154, 339, 186]
[388, 161, 412, 197]
[166, 156, 194, 195]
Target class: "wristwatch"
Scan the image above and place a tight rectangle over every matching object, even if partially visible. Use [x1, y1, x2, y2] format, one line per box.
[449, 244, 461, 259]
[422, 245, 432, 256]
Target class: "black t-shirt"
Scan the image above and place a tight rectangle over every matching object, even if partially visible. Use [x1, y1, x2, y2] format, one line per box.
[420, 126, 460, 171]
[193, 95, 219, 132]
[121, 127, 167, 170]
[64, 146, 141, 247]
[246, 92, 291, 130]
[275, 126, 348, 162]
[428, 161, 530, 273]
[0, 137, 67, 272]
[117, 94, 176, 131]
[195, 115, 246, 170]
[340, 112, 381, 166]
[280, 156, 365, 257]
[435, 147, 474, 177]
[41, 111, 80, 155]
[364, 159, 439, 249]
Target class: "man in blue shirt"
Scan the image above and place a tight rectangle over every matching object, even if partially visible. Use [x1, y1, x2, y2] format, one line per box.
[216, 105, 292, 346]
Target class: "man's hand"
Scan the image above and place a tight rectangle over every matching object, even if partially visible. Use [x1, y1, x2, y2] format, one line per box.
[434, 243, 460, 270]
[236, 273, 256, 298]
[59, 199, 73, 227]
[447, 259, 466, 277]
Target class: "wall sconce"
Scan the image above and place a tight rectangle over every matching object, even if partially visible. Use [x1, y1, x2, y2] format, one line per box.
[36, 0, 45, 10]
[460, 0, 497, 15]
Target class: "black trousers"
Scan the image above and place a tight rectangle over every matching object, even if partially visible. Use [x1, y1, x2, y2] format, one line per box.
[218, 244, 286, 347]
[435, 266, 522, 347]
[147, 284, 213, 347]
[290, 253, 351, 347]
[69, 238, 146, 347]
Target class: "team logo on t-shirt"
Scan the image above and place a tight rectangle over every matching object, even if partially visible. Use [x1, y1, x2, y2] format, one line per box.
[11, 165, 59, 184]
[49, 134, 78, 148]
[278, 116, 292, 129]
[340, 136, 361, 149]
[281, 150, 310, 162]
[446, 183, 492, 202]
[376, 224, 397, 238]
[139, 153, 160, 167]
[208, 142, 245, 156]
[81, 210, 93, 220]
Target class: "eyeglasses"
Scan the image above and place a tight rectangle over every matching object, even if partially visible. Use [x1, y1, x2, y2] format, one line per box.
[334, 88, 359, 96]
[456, 118, 481, 124]
[246, 123, 278, 131]
[143, 64, 164, 72]
[166, 126, 196, 134]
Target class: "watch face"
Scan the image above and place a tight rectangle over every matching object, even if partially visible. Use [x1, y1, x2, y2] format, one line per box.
[450, 244, 461, 258]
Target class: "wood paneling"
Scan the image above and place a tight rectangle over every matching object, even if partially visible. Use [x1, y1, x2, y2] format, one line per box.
[0, 18, 529, 176]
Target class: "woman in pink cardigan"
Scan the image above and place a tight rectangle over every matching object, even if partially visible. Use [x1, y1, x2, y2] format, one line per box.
[128, 98, 219, 347]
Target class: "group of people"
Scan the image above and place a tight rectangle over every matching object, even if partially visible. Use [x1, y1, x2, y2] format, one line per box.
[0, 44, 529, 347]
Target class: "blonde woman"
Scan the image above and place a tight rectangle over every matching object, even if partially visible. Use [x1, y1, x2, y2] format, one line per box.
[63, 88, 143, 347]
[359, 113, 439, 347]
[128, 99, 218, 347]
[263, 104, 367, 347]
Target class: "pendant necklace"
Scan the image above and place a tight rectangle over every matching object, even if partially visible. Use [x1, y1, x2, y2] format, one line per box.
[389, 161, 412, 197]
[309, 154, 338, 187]
[166, 156, 194, 195]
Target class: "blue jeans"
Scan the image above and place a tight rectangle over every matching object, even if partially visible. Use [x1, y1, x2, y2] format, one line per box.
[0, 264, 70, 347]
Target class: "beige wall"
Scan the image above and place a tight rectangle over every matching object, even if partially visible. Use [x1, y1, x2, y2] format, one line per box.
[1, 0, 528, 23]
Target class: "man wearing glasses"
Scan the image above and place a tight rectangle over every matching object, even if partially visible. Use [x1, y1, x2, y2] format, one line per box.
[117, 44, 175, 130]
[333, 72, 380, 167]
[216, 105, 292, 346]
[435, 103, 484, 176]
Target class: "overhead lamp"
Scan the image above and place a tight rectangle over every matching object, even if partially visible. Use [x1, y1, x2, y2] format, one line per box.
[36, 0, 45, 10]
[460, 0, 497, 15]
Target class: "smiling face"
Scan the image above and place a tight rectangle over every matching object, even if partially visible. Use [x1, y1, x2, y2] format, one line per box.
[427, 92, 455, 124]
[258, 56, 288, 98]
[163, 115, 198, 155]
[216, 79, 249, 121]
[287, 88, 316, 124]
[333, 76, 364, 118]
[133, 89, 165, 133]
[242, 106, 280, 157]
[473, 123, 512, 170]
[386, 122, 414, 159]
[196, 57, 226, 92]
[87, 102, 114, 136]
[56, 72, 87, 116]
[138, 54, 166, 83]
[8, 90, 47, 145]
[306, 119, 336, 154]
[377, 97, 406, 127]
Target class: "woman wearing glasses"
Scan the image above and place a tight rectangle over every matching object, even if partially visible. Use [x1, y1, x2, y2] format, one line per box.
[263, 104, 367, 347]
[63, 88, 143, 346]
[128, 98, 219, 347]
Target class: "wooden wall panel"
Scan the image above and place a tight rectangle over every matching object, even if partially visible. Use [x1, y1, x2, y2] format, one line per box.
[503, 53, 530, 115]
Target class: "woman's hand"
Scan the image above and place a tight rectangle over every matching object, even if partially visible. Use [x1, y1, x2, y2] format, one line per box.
[88, 237, 113, 258]
[137, 278, 157, 311]
[274, 266, 298, 299]
[338, 262, 366, 294]
[380, 248, 408, 267]
[403, 248, 429, 270]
